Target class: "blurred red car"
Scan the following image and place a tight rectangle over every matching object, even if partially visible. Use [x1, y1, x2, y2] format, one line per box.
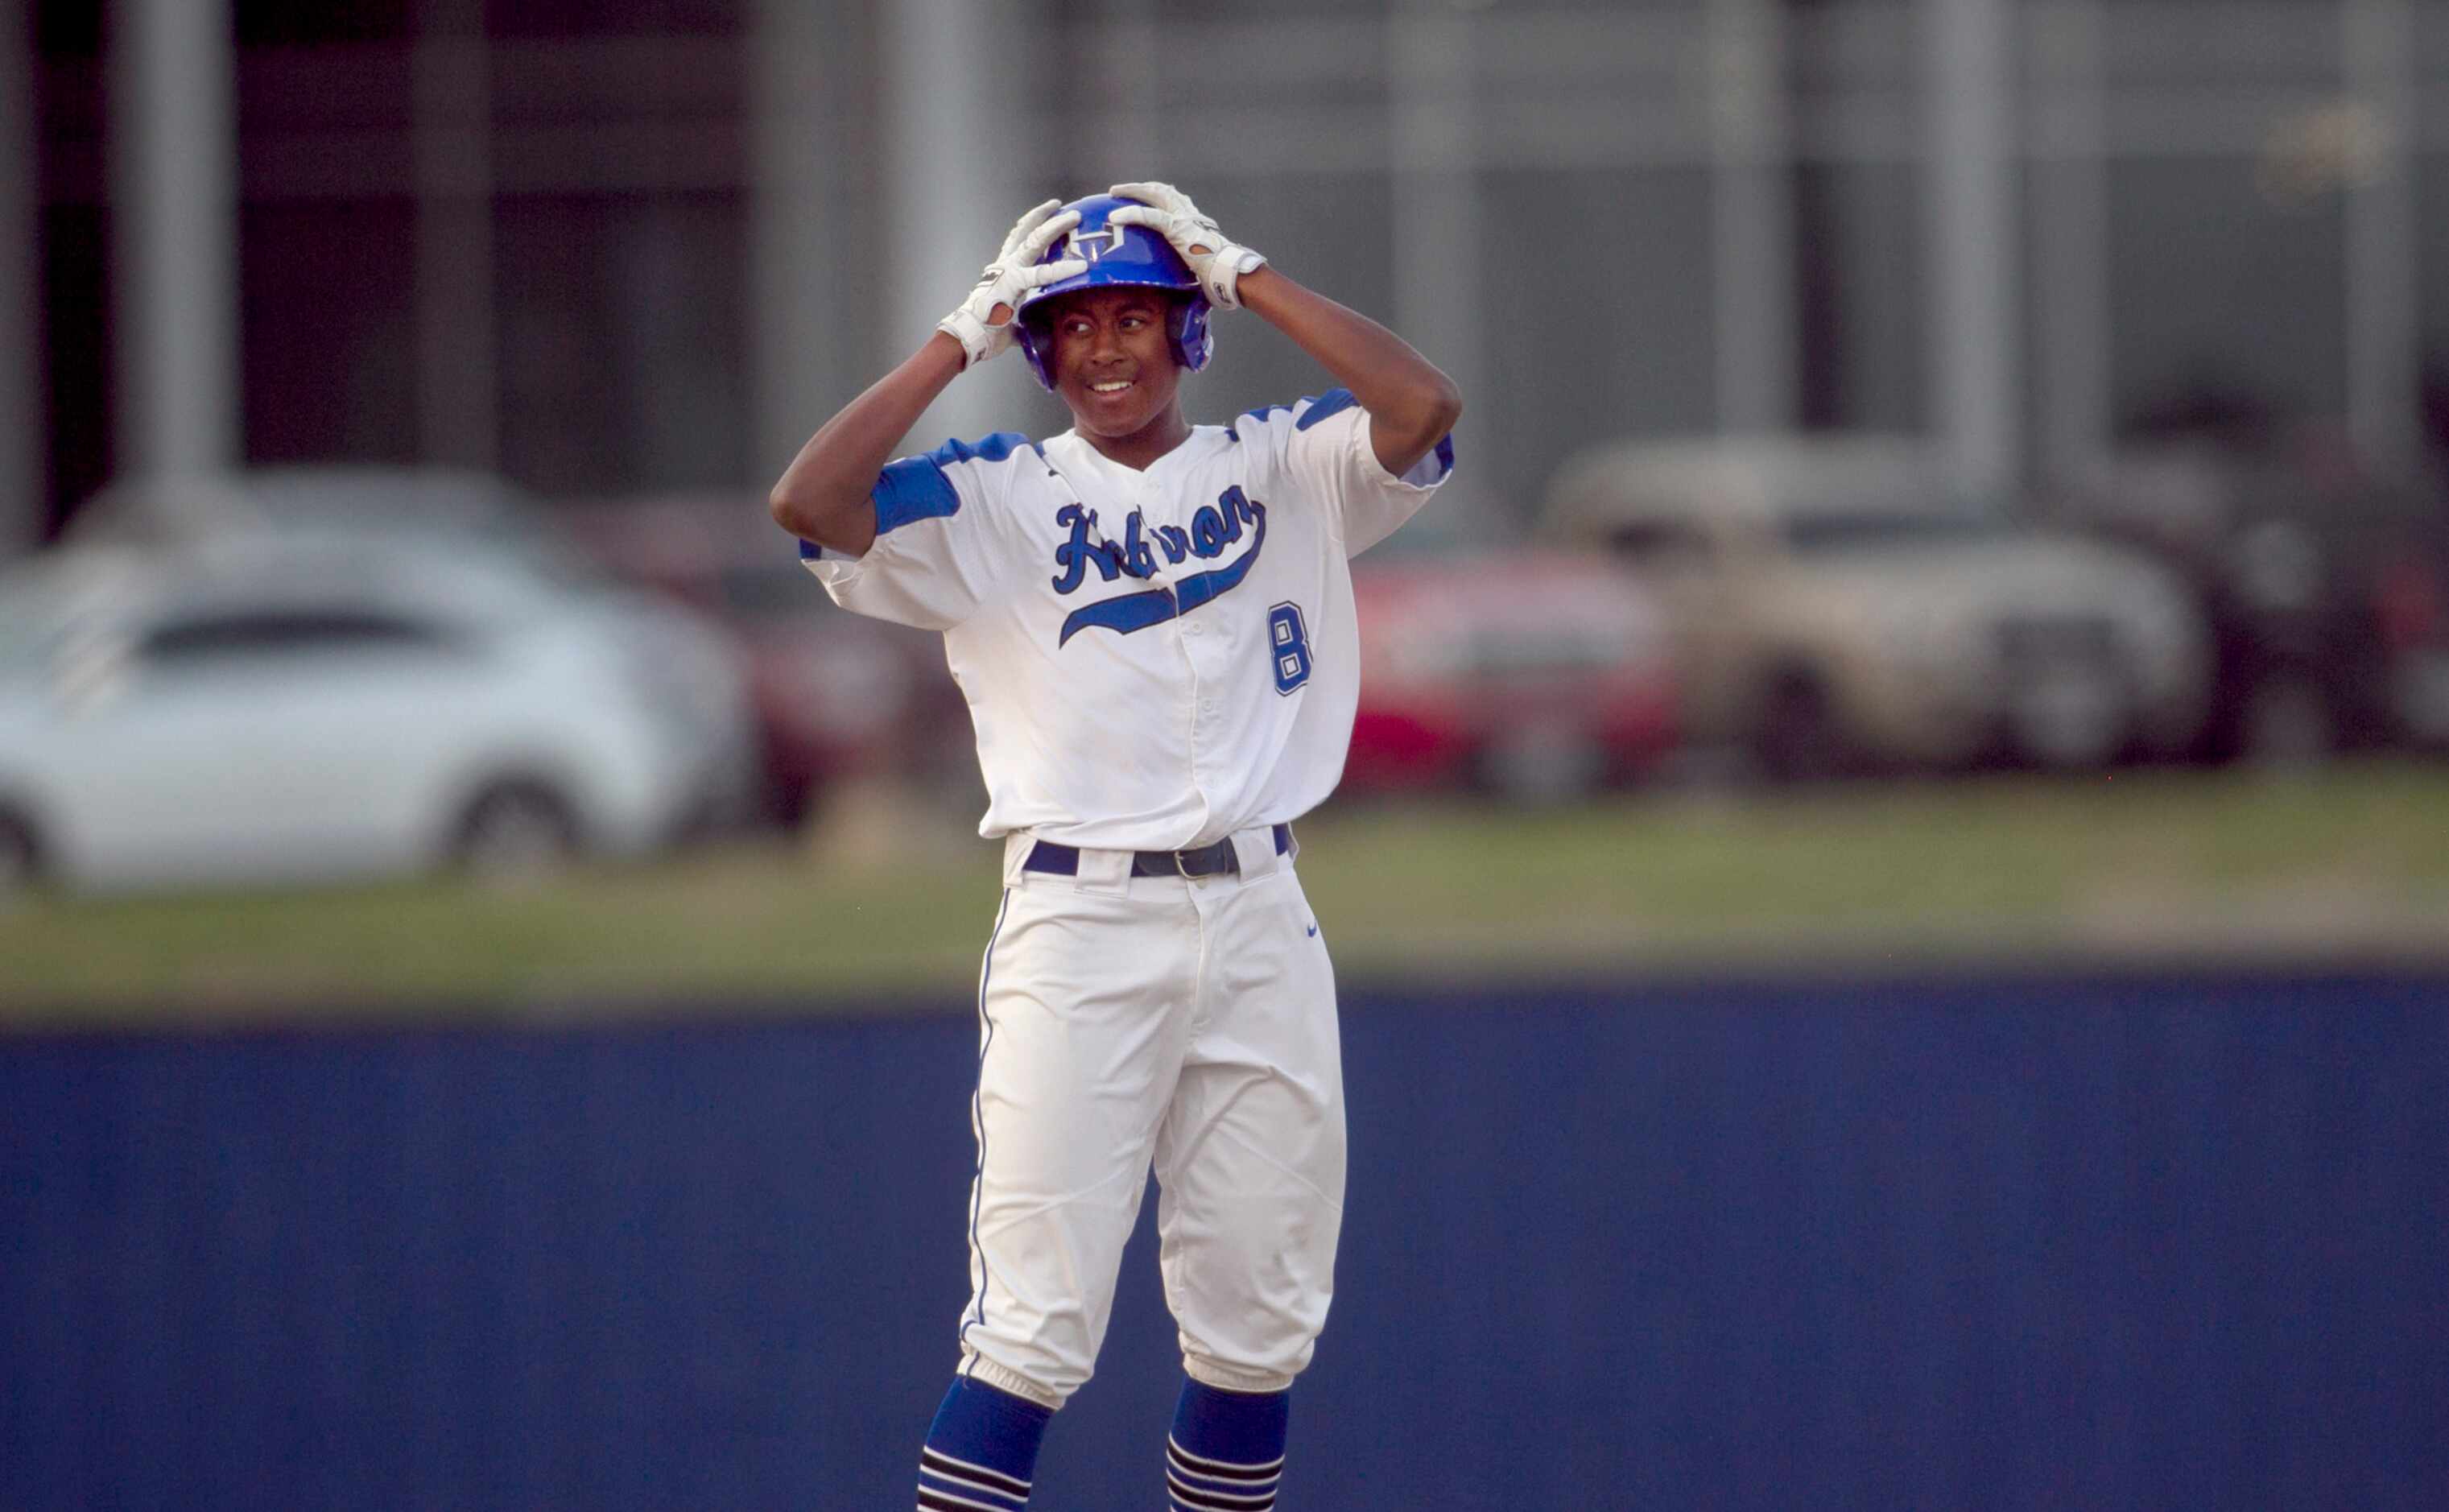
[1346, 550, 1679, 800]
[557, 494, 969, 827]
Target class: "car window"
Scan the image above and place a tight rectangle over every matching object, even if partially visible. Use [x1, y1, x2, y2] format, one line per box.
[138, 608, 457, 671]
[2241, 470, 2439, 535]
[1782, 511, 2005, 554]
[1606, 519, 1715, 569]
[1463, 627, 1626, 677]
[720, 564, 820, 618]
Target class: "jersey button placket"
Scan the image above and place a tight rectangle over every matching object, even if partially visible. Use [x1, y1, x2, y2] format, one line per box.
[1159, 479, 1218, 809]
[1183, 610, 1226, 805]
[1185, 616, 1224, 712]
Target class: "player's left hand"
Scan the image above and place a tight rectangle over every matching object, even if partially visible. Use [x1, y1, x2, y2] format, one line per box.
[1107, 181, 1267, 309]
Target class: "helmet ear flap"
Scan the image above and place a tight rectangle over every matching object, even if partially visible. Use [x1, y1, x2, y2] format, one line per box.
[1171, 299, 1212, 374]
[1015, 316, 1058, 390]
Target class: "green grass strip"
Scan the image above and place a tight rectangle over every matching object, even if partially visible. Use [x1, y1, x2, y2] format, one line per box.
[5, 762, 2445, 1031]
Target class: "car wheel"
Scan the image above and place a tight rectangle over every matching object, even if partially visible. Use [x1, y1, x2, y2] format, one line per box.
[2240, 675, 2335, 769]
[452, 783, 580, 881]
[767, 771, 820, 830]
[1754, 673, 1846, 783]
[0, 811, 41, 902]
[1476, 721, 1606, 805]
[2008, 655, 2130, 770]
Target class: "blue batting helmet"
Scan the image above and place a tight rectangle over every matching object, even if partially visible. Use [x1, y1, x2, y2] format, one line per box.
[1012, 193, 1212, 390]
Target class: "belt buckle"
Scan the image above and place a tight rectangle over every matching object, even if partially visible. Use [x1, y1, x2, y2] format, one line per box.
[1172, 847, 1194, 879]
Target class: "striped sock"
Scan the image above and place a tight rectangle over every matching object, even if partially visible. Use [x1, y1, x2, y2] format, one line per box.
[917, 1377, 1051, 1512]
[1164, 1379, 1289, 1511]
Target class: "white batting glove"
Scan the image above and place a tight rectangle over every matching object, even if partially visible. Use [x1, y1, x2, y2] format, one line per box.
[938, 200, 1088, 368]
[1106, 181, 1267, 309]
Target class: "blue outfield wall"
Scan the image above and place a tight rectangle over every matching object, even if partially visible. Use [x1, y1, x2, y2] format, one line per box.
[3, 975, 2447, 1510]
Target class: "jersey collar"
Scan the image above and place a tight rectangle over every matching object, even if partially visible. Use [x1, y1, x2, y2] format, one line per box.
[1043, 425, 1229, 482]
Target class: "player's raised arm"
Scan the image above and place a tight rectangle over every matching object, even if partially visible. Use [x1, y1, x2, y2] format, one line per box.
[769, 200, 1086, 556]
[1108, 181, 1462, 479]
[1234, 269, 1463, 478]
[767, 337, 963, 557]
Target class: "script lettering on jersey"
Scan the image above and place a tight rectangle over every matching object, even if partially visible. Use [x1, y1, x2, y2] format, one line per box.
[1052, 487, 1267, 647]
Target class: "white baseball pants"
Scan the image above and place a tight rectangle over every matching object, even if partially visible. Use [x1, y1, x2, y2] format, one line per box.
[951, 824, 1346, 1410]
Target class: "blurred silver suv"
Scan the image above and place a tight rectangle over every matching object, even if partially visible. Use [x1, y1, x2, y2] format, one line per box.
[1540, 436, 2210, 779]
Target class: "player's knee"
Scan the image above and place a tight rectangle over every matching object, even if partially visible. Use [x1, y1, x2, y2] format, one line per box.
[1172, 1269, 1332, 1389]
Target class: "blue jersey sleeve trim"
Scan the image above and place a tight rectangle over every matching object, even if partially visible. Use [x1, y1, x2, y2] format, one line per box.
[1292, 388, 1361, 432]
[869, 432, 1031, 537]
[927, 432, 1032, 468]
[1227, 402, 1294, 443]
[872, 456, 961, 535]
[1228, 392, 1357, 441]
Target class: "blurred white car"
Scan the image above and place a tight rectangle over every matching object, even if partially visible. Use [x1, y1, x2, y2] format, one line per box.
[66, 465, 555, 554]
[0, 535, 757, 894]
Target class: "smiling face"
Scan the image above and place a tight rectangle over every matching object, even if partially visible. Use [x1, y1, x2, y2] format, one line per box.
[1031, 286, 1192, 462]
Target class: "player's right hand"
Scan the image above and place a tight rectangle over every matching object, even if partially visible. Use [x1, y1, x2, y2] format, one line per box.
[938, 200, 1088, 369]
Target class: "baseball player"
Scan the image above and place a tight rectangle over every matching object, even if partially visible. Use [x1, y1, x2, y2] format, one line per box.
[770, 184, 1460, 1510]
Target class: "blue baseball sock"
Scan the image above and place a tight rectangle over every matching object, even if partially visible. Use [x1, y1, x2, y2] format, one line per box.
[1165, 1379, 1289, 1511]
[918, 1376, 1051, 1512]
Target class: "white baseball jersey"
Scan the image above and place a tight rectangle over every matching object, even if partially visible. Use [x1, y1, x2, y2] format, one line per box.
[801, 390, 1453, 845]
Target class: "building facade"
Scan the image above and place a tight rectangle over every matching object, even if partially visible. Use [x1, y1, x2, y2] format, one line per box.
[15, 0, 2449, 543]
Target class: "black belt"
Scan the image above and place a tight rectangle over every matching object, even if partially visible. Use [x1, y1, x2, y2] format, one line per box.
[1025, 823, 1292, 879]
